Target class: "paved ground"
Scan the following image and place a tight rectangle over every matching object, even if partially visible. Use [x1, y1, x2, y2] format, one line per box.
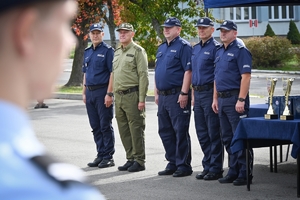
[30, 96, 298, 200]
[29, 65, 300, 199]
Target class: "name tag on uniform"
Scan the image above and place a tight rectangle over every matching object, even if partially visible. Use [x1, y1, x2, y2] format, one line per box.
[170, 50, 177, 52]
[126, 54, 134, 57]
[97, 54, 104, 57]
[204, 52, 210, 55]
[227, 53, 234, 56]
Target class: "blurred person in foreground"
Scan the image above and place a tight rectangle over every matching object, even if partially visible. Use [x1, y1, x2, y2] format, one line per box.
[0, 0, 105, 199]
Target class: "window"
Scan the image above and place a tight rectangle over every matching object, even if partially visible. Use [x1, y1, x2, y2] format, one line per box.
[230, 7, 257, 21]
[269, 6, 294, 20]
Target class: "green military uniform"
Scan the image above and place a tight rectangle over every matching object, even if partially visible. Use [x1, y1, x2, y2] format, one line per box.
[113, 38, 149, 166]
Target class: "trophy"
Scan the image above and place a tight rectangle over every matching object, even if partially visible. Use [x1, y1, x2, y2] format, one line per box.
[280, 78, 294, 120]
[265, 78, 278, 119]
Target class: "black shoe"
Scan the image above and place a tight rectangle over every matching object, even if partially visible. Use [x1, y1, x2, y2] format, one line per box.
[98, 159, 115, 168]
[87, 157, 102, 167]
[158, 168, 176, 176]
[172, 170, 193, 177]
[203, 172, 223, 181]
[195, 170, 208, 179]
[118, 161, 134, 171]
[218, 175, 236, 183]
[233, 176, 253, 186]
[127, 161, 145, 172]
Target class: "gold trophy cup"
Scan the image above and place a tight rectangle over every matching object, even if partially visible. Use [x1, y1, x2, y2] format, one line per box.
[280, 78, 294, 120]
[265, 78, 278, 119]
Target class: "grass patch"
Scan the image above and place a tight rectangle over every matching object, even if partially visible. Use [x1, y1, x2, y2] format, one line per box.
[57, 86, 155, 96]
[57, 86, 82, 93]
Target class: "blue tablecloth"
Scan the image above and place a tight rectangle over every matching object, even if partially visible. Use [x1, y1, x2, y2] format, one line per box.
[231, 117, 300, 159]
[249, 104, 268, 118]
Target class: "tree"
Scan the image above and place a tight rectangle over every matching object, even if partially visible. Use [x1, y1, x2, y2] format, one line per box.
[66, 0, 122, 87]
[264, 23, 276, 37]
[118, 0, 209, 67]
[287, 20, 300, 45]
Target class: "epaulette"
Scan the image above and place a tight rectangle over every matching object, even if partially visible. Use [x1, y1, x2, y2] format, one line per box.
[237, 43, 244, 49]
[134, 45, 142, 52]
[213, 40, 221, 47]
[193, 42, 201, 47]
[103, 42, 112, 49]
[84, 46, 92, 51]
[158, 41, 167, 47]
[217, 44, 223, 50]
[180, 38, 191, 46]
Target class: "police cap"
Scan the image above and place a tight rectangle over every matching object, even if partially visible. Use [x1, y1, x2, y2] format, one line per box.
[90, 23, 103, 32]
[216, 20, 237, 31]
[0, 0, 62, 13]
[161, 17, 181, 27]
[116, 23, 134, 32]
[195, 17, 214, 27]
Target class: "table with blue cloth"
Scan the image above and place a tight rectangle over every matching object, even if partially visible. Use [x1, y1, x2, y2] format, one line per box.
[231, 117, 300, 197]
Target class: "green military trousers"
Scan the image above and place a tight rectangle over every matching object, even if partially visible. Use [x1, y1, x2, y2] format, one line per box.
[115, 91, 146, 166]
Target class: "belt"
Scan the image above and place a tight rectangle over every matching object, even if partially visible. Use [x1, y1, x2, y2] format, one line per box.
[193, 83, 214, 92]
[116, 86, 139, 95]
[85, 84, 108, 91]
[157, 87, 181, 96]
[217, 89, 240, 98]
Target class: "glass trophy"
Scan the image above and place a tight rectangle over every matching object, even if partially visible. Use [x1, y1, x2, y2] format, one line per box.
[265, 78, 278, 119]
[280, 78, 294, 120]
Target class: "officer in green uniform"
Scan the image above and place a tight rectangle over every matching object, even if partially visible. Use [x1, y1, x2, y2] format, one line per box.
[113, 23, 149, 172]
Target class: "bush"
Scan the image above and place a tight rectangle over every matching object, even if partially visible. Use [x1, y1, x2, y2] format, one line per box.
[244, 36, 293, 68]
[287, 20, 300, 44]
[264, 24, 276, 37]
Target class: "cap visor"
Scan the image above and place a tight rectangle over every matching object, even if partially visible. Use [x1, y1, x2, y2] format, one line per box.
[195, 25, 211, 27]
[216, 27, 231, 31]
[90, 28, 103, 32]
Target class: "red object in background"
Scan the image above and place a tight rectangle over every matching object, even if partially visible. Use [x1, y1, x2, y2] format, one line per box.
[249, 19, 258, 27]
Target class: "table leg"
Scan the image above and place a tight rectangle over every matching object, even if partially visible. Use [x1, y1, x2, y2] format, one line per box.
[270, 146, 273, 172]
[280, 145, 283, 163]
[297, 154, 300, 198]
[274, 146, 277, 173]
[247, 140, 250, 191]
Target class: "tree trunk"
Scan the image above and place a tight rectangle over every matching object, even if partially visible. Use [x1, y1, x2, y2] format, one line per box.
[65, 34, 88, 87]
[104, 0, 117, 49]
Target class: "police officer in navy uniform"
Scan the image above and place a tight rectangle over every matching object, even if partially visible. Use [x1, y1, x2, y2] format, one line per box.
[192, 17, 223, 180]
[212, 20, 253, 186]
[154, 17, 193, 177]
[83, 23, 115, 168]
[0, 0, 105, 199]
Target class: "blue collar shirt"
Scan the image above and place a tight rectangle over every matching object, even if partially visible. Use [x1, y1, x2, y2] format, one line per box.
[155, 36, 192, 91]
[214, 40, 252, 92]
[191, 37, 220, 86]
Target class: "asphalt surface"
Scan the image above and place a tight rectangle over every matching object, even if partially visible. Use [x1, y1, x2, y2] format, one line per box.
[29, 67, 300, 200]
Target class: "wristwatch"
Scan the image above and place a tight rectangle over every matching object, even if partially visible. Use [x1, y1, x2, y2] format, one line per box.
[107, 92, 114, 97]
[238, 97, 245, 102]
[180, 91, 188, 95]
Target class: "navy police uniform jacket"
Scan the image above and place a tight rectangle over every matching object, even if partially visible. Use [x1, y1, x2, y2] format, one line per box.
[155, 36, 192, 90]
[214, 40, 252, 92]
[192, 37, 220, 86]
[82, 42, 114, 86]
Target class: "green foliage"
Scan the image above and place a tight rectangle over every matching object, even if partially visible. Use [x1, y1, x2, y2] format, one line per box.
[119, 0, 210, 63]
[244, 36, 293, 68]
[287, 20, 300, 44]
[264, 24, 275, 37]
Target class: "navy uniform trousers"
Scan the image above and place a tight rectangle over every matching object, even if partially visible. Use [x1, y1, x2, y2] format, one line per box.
[217, 95, 253, 179]
[193, 88, 223, 173]
[157, 91, 192, 172]
[85, 87, 115, 159]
